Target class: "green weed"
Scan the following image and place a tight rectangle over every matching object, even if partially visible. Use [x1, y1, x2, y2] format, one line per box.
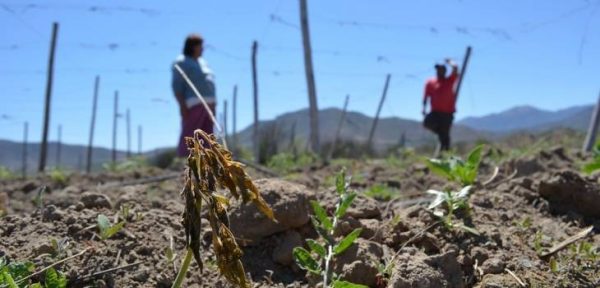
[426, 186, 479, 235]
[96, 214, 125, 240]
[364, 184, 399, 201]
[293, 169, 368, 288]
[425, 145, 483, 186]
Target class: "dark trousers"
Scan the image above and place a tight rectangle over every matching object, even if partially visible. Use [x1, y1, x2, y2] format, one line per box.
[424, 111, 454, 151]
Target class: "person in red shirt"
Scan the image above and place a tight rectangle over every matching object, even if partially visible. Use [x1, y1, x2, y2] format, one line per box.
[422, 58, 459, 152]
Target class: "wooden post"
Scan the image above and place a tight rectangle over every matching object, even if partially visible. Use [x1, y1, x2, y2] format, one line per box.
[38, 22, 59, 172]
[22, 122, 28, 179]
[232, 85, 238, 150]
[56, 124, 62, 167]
[138, 125, 142, 155]
[251, 41, 259, 161]
[583, 91, 600, 152]
[223, 99, 228, 141]
[367, 74, 391, 151]
[112, 91, 119, 164]
[328, 95, 350, 160]
[300, 0, 320, 154]
[126, 108, 131, 158]
[289, 121, 297, 156]
[455, 46, 472, 101]
[77, 152, 82, 171]
[86, 75, 99, 173]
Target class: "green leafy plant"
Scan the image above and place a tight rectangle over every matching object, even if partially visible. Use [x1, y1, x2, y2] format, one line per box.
[103, 157, 149, 173]
[96, 214, 125, 240]
[426, 186, 479, 235]
[425, 145, 483, 186]
[0, 166, 15, 180]
[364, 184, 399, 201]
[0, 257, 67, 288]
[48, 168, 68, 186]
[267, 152, 317, 174]
[293, 169, 368, 288]
[582, 141, 600, 173]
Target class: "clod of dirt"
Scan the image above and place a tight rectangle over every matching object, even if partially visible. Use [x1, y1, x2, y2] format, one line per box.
[229, 179, 315, 244]
[346, 195, 381, 219]
[538, 170, 600, 218]
[272, 230, 303, 266]
[42, 204, 65, 221]
[334, 238, 384, 287]
[389, 249, 465, 288]
[480, 257, 505, 275]
[477, 273, 519, 288]
[80, 192, 112, 209]
[505, 156, 543, 177]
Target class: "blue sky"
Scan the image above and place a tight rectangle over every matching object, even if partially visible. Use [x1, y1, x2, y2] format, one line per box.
[1, 0, 599, 151]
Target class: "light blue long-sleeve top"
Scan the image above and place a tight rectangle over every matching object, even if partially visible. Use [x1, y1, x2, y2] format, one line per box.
[172, 55, 216, 108]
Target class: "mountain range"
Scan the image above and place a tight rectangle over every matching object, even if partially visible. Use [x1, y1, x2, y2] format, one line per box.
[0, 103, 594, 172]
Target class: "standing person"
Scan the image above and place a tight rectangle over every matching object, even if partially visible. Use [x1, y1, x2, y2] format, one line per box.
[172, 34, 216, 157]
[422, 58, 459, 152]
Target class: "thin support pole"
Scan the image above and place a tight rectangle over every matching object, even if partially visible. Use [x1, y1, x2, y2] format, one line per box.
[300, 0, 320, 154]
[252, 41, 259, 161]
[22, 122, 28, 179]
[86, 76, 99, 173]
[56, 124, 62, 168]
[455, 46, 472, 101]
[112, 91, 119, 164]
[38, 22, 59, 172]
[328, 95, 350, 160]
[583, 91, 600, 152]
[126, 109, 131, 158]
[367, 74, 391, 151]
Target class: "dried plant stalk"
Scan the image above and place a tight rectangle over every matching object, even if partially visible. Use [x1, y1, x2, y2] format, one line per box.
[173, 130, 275, 288]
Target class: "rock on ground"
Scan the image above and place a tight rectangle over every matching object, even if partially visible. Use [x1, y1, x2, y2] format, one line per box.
[388, 249, 465, 288]
[538, 170, 600, 218]
[229, 179, 314, 244]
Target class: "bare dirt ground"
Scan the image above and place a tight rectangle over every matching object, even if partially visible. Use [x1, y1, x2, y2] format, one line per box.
[1, 146, 599, 287]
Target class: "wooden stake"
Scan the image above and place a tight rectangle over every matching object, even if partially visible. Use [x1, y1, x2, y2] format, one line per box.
[126, 108, 131, 158]
[367, 74, 391, 151]
[112, 91, 119, 164]
[137, 125, 142, 155]
[300, 0, 320, 154]
[86, 75, 99, 173]
[38, 22, 59, 172]
[251, 41, 259, 161]
[223, 99, 228, 141]
[232, 85, 238, 150]
[455, 46, 472, 101]
[22, 122, 28, 179]
[583, 90, 600, 152]
[328, 95, 350, 160]
[56, 124, 62, 168]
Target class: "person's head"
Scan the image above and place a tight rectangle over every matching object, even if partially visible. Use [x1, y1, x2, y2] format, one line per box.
[183, 34, 204, 58]
[434, 63, 447, 79]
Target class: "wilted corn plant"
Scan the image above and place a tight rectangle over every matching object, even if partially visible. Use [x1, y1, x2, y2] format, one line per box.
[172, 130, 275, 288]
[293, 169, 368, 288]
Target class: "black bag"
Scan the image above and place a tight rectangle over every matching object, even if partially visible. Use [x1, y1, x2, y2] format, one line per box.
[423, 112, 437, 132]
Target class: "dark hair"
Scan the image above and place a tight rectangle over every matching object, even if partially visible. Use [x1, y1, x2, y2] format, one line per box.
[183, 34, 203, 57]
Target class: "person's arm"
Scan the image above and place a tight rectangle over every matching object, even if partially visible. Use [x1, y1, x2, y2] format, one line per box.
[446, 58, 459, 81]
[172, 66, 189, 118]
[423, 82, 430, 116]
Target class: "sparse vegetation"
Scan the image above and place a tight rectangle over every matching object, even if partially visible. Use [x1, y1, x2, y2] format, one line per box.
[425, 145, 483, 186]
[96, 214, 125, 240]
[0, 257, 67, 288]
[293, 169, 367, 288]
[0, 166, 16, 180]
